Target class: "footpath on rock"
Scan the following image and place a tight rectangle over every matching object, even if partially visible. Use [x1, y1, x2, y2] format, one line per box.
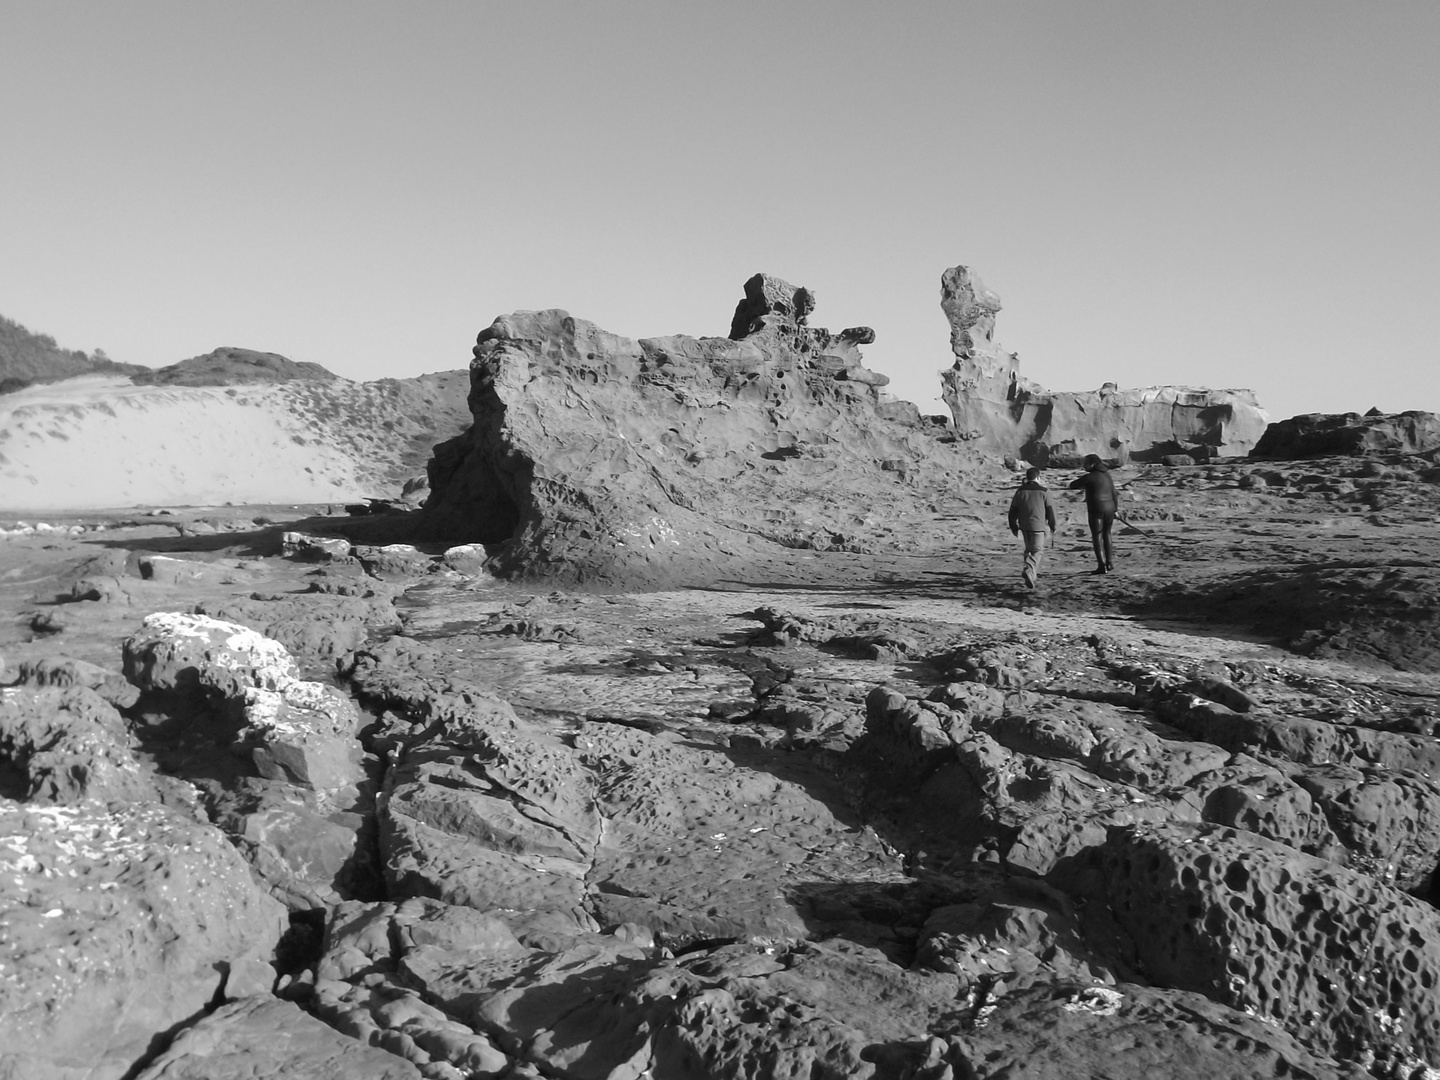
[2, 270, 1440, 1078]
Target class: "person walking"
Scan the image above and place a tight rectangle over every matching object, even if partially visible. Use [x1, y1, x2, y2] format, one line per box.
[1007, 467, 1056, 589]
[1069, 454, 1119, 573]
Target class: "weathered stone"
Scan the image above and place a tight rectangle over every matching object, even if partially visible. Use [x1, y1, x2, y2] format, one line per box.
[282, 532, 354, 560]
[353, 543, 433, 580]
[1288, 762, 1440, 892]
[1156, 690, 1440, 779]
[914, 880, 1117, 993]
[123, 612, 363, 792]
[440, 543, 491, 575]
[0, 799, 287, 1080]
[209, 779, 379, 910]
[196, 592, 393, 662]
[728, 272, 817, 337]
[380, 713, 601, 933]
[938, 264, 1267, 462]
[950, 982, 1368, 1080]
[133, 995, 426, 1080]
[417, 283, 984, 584]
[578, 721, 901, 943]
[12, 655, 140, 709]
[1253, 410, 1440, 459]
[1059, 821, 1440, 1069]
[137, 554, 247, 587]
[0, 684, 159, 804]
[403, 936, 960, 1080]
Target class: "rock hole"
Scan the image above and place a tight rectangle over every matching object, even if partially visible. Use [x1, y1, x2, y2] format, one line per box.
[1223, 862, 1250, 892]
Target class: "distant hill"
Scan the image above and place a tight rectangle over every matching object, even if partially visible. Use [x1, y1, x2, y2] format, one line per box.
[132, 346, 339, 387]
[0, 313, 479, 509]
[0, 315, 148, 392]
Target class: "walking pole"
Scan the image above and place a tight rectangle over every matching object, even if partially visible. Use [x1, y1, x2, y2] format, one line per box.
[1115, 514, 1152, 537]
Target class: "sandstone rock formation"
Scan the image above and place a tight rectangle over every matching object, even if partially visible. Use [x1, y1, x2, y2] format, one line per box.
[1253, 409, 1440, 459]
[938, 265, 1269, 464]
[419, 275, 985, 584]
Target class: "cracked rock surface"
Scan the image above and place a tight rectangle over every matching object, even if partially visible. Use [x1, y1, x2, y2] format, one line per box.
[2, 448, 1439, 1078]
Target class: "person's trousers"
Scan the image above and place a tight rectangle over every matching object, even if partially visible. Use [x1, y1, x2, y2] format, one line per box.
[1021, 530, 1047, 587]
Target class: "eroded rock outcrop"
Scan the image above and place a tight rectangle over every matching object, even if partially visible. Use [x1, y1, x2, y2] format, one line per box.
[0, 804, 287, 1080]
[1253, 409, 1440, 459]
[938, 264, 1268, 463]
[1061, 821, 1440, 1071]
[419, 276, 986, 583]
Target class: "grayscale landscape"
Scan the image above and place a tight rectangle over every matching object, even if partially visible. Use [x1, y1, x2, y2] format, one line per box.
[3, 268, 1440, 1078]
[3, 4, 1437, 1077]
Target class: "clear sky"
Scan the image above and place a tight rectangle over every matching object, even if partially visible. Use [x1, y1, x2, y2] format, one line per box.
[3, 2, 1436, 420]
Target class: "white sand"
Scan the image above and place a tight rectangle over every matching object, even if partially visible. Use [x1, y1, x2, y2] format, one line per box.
[0, 376, 374, 511]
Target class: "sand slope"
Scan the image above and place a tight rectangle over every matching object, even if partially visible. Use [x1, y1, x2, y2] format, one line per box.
[0, 373, 468, 511]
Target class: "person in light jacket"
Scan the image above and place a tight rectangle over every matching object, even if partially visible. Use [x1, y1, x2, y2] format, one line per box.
[1007, 467, 1056, 589]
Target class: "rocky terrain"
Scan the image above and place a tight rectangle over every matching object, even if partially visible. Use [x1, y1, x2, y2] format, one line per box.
[2, 273, 1440, 1078]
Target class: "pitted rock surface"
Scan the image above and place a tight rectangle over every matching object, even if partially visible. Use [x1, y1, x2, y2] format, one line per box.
[0, 799, 287, 1080]
[124, 612, 364, 791]
[1062, 821, 1440, 1070]
[3, 408, 1440, 1077]
[951, 982, 1369, 1079]
[0, 684, 158, 804]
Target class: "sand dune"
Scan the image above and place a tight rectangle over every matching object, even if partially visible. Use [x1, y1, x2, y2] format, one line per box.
[0, 373, 465, 511]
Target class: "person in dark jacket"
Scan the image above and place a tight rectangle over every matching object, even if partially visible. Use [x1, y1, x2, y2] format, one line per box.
[1069, 454, 1119, 573]
[1007, 467, 1056, 589]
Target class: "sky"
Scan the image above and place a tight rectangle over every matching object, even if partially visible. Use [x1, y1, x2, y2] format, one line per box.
[3, 2, 1437, 420]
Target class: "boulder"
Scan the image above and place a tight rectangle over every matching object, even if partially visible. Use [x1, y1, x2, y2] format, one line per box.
[122, 612, 364, 792]
[0, 684, 159, 804]
[937, 264, 1268, 462]
[1252, 410, 1440, 458]
[0, 799, 287, 1080]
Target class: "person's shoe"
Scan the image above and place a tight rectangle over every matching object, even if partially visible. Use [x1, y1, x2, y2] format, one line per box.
[1105, 561, 1114, 572]
[1092, 566, 1108, 575]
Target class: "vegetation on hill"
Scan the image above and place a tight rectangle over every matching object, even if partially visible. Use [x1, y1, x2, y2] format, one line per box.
[0, 314, 148, 393]
[131, 346, 338, 386]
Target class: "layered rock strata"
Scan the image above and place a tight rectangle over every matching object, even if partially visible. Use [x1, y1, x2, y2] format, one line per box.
[419, 275, 985, 584]
[938, 264, 1268, 463]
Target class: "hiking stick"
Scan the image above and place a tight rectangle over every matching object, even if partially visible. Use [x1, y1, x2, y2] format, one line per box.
[1116, 514, 1152, 536]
